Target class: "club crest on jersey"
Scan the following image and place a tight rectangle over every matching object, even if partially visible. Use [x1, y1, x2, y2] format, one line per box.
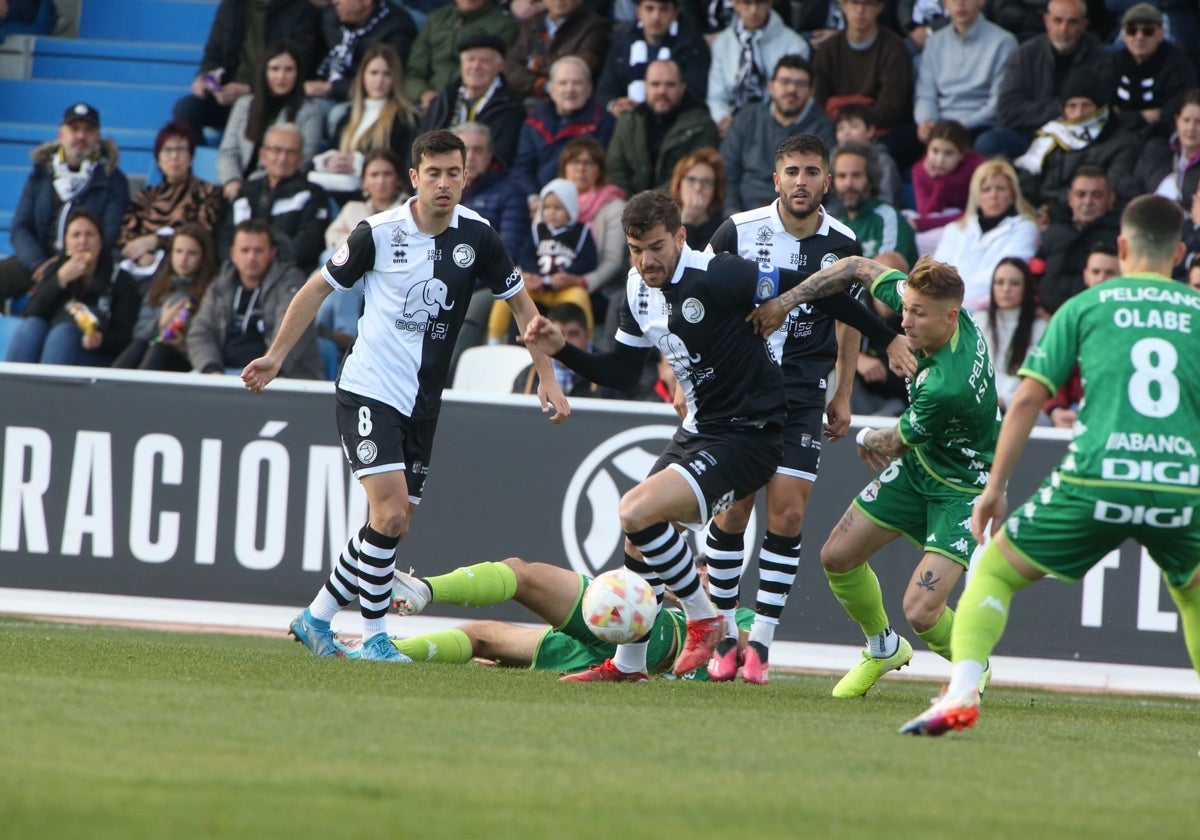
[391, 227, 407, 247]
[356, 440, 378, 465]
[452, 243, 475, 267]
[331, 243, 350, 266]
[821, 253, 838, 269]
[681, 298, 705, 323]
[755, 225, 774, 245]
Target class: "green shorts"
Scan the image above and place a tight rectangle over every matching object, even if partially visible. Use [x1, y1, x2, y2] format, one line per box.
[529, 574, 683, 673]
[1004, 473, 1200, 588]
[853, 456, 980, 568]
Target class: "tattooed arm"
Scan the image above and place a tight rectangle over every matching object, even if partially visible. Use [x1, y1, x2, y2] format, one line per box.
[855, 424, 909, 473]
[747, 256, 897, 336]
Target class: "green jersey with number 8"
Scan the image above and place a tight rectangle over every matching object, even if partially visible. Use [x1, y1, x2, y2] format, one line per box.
[1019, 274, 1200, 494]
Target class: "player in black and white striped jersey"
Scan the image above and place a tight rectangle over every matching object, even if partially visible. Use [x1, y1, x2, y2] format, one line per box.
[242, 130, 570, 662]
[703, 134, 915, 684]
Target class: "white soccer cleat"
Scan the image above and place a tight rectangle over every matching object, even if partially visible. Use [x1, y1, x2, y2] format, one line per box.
[391, 568, 431, 615]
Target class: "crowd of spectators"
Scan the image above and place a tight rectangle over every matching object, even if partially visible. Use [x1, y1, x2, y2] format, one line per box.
[4, 0, 1200, 413]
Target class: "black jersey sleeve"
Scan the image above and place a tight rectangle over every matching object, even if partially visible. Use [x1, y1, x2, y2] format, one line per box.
[477, 225, 522, 297]
[709, 252, 776, 309]
[552, 341, 650, 392]
[706, 218, 737, 254]
[324, 220, 376, 289]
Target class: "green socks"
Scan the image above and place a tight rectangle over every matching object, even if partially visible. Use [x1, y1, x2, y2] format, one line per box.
[1167, 578, 1200, 674]
[825, 564, 889, 637]
[916, 606, 955, 661]
[951, 540, 1032, 665]
[427, 561, 518, 607]
[392, 629, 474, 664]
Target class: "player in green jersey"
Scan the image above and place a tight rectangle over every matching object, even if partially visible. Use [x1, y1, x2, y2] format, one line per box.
[332, 558, 751, 680]
[901, 194, 1200, 736]
[750, 255, 1000, 698]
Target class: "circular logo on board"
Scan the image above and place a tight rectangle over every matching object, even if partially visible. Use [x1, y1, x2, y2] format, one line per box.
[561, 426, 757, 576]
[453, 244, 475, 267]
[356, 440, 378, 465]
[331, 243, 350, 266]
[681, 298, 705, 324]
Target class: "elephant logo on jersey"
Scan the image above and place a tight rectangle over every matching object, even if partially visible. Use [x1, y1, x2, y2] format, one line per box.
[356, 440, 378, 465]
[452, 244, 475, 267]
[821, 253, 838, 269]
[561, 426, 758, 576]
[402, 278, 456, 319]
[681, 298, 705, 323]
[657, 333, 705, 385]
[331, 243, 350, 266]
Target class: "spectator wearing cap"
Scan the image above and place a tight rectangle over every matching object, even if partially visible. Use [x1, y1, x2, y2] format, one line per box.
[1111, 3, 1197, 139]
[595, 0, 710, 119]
[988, 0, 1114, 158]
[0, 102, 130, 306]
[404, 0, 519, 111]
[504, 0, 612, 101]
[418, 31, 527, 167]
[1014, 72, 1138, 211]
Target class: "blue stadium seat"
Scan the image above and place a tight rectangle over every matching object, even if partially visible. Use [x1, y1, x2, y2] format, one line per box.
[0, 79, 186, 132]
[0, 315, 23, 357]
[78, 0, 218, 45]
[32, 38, 200, 86]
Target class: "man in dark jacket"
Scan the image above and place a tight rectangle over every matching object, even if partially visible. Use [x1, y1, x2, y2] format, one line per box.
[505, 0, 611, 100]
[606, 59, 720, 196]
[1110, 3, 1197, 139]
[986, 0, 1114, 157]
[217, 124, 330, 272]
[0, 102, 129, 306]
[171, 0, 322, 142]
[595, 0, 709, 117]
[1035, 164, 1120, 313]
[406, 0, 519, 109]
[305, 0, 418, 102]
[418, 32, 526, 168]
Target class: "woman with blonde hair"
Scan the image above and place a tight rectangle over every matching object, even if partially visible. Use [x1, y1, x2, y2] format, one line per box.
[670, 148, 726, 250]
[932, 158, 1039, 313]
[310, 43, 420, 202]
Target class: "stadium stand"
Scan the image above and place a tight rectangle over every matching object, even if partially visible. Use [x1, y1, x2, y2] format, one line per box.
[1, 0, 216, 257]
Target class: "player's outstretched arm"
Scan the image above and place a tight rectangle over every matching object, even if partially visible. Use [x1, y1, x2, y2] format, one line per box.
[509, 289, 570, 423]
[748, 256, 895, 336]
[971, 376, 1050, 542]
[243, 271, 332, 393]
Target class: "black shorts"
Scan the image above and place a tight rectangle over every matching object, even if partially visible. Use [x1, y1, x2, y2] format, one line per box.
[780, 400, 824, 480]
[335, 388, 438, 503]
[649, 425, 782, 527]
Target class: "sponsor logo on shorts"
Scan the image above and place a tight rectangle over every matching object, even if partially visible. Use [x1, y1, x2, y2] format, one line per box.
[452, 244, 475, 267]
[1093, 500, 1194, 527]
[331, 243, 350, 266]
[356, 440, 377, 465]
[681, 298, 705, 324]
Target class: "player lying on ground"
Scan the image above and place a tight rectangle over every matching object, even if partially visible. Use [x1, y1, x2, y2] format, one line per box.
[900, 195, 1200, 736]
[333, 558, 752, 681]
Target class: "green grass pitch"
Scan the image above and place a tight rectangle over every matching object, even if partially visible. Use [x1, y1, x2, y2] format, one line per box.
[0, 618, 1195, 839]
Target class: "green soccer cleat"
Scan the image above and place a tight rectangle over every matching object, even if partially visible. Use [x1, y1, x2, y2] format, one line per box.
[899, 690, 980, 736]
[831, 636, 914, 698]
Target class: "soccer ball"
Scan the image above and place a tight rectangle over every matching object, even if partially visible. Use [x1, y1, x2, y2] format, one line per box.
[581, 568, 658, 644]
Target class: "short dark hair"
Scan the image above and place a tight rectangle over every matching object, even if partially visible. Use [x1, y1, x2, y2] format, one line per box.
[1088, 240, 1118, 258]
[775, 134, 829, 168]
[411, 129, 466, 170]
[1121, 194, 1184, 263]
[622, 190, 681, 239]
[771, 54, 812, 81]
[153, 120, 196, 158]
[927, 120, 972, 152]
[834, 103, 874, 128]
[1071, 163, 1110, 188]
[63, 207, 104, 244]
[548, 302, 589, 330]
[234, 218, 275, 246]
